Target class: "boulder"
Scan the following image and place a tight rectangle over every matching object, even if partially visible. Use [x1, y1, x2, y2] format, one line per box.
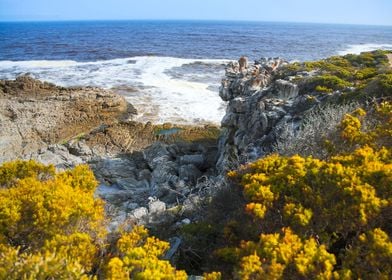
[179, 154, 205, 169]
[179, 164, 202, 185]
[148, 200, 166, 214]
[130, 207, 148, 219]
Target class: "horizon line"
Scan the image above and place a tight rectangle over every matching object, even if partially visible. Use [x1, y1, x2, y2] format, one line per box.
[1, 18, 391, 28]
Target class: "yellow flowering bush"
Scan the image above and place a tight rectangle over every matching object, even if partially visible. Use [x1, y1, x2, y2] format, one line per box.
[221, 103, 392, 279]
[109, 226, 187, 280]
[0, 161, 187, 279]
[232, 228, 336, 279]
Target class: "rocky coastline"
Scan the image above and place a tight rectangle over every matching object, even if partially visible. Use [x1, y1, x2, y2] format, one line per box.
[0, 75, 222, 233]
[1, 51, 390, 268]
[0, 56, 357, 229]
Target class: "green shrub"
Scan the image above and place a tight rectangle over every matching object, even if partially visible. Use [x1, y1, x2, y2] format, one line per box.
[310, 74, 352, 91]
[355, 67, 378, 80]
[315, 85, 333, 93]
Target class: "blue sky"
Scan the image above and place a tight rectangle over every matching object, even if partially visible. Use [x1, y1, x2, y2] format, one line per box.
[0, 0, 391, 26]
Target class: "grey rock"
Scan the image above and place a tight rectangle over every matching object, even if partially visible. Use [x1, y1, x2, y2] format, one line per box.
[143, 142, 171, 169]
[130, 207, 148, 219]
[31, 144, 83, 169]
[138, 169, 152, 181]
[181, 218, 191, 225]
[67, 140, 92, 157]
[179, 154, 205, 169]
[123, 202, 139, 211]
[148, 200, 166, 214]
[164, 237, 182, 260]
[115, 177, 139, 190]
[179, 164, 202, 185]
[274, 79, 299, 99]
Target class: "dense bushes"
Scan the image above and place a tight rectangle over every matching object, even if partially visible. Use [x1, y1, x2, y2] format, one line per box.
[217, 102, 392, 279]
[0, 161, 187, 279]
[281, 50, 392, 99]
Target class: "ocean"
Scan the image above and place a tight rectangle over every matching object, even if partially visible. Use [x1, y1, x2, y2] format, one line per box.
[1, 20, 392, 124]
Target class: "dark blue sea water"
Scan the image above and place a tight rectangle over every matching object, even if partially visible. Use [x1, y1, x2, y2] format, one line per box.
[0, 20, 391, 124]
[1, 20, 392, 61]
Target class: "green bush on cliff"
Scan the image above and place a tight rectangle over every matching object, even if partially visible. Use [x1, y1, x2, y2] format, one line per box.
[282, 50, 392, 99]
[344, 49, 390, 67]
[309, 74, 352, 91]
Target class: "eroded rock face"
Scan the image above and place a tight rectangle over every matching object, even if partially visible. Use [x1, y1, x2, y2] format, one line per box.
[217, 57, 324, 173]
[0, 75, 131, 162]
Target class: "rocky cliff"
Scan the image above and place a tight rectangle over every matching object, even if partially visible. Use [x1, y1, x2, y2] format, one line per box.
[216, 56, 350, 172]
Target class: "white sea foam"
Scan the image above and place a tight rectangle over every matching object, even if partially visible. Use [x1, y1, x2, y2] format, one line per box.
[0, 56, 229, 125]
[338, 43, 392, 55]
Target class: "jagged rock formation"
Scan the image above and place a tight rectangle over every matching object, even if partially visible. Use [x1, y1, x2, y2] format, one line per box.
[0, 75, 132, 162]
[217, 57, 328, 173]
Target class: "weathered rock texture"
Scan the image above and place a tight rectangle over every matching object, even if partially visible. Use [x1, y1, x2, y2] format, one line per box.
[0, 75, 131, 162]
[0, 75, 221, 229]
[217, 57, 331, 173]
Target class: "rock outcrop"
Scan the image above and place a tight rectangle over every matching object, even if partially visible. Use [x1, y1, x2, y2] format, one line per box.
[0, 75, 223, 230]
[0, 75, 132, 162]
[217, 57, 329, 173]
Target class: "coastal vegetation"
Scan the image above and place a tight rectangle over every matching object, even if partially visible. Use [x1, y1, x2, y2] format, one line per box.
[0, 161, 188, 279]
[281, 50, 392, 100]
[0, 51, 391, 279]
[180, 101, 392, 279]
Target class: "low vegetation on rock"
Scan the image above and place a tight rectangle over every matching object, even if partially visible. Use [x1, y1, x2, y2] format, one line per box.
[281, 50, 392, 100]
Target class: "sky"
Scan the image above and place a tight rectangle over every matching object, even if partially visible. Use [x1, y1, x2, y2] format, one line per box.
[0, 0, 391, 26]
